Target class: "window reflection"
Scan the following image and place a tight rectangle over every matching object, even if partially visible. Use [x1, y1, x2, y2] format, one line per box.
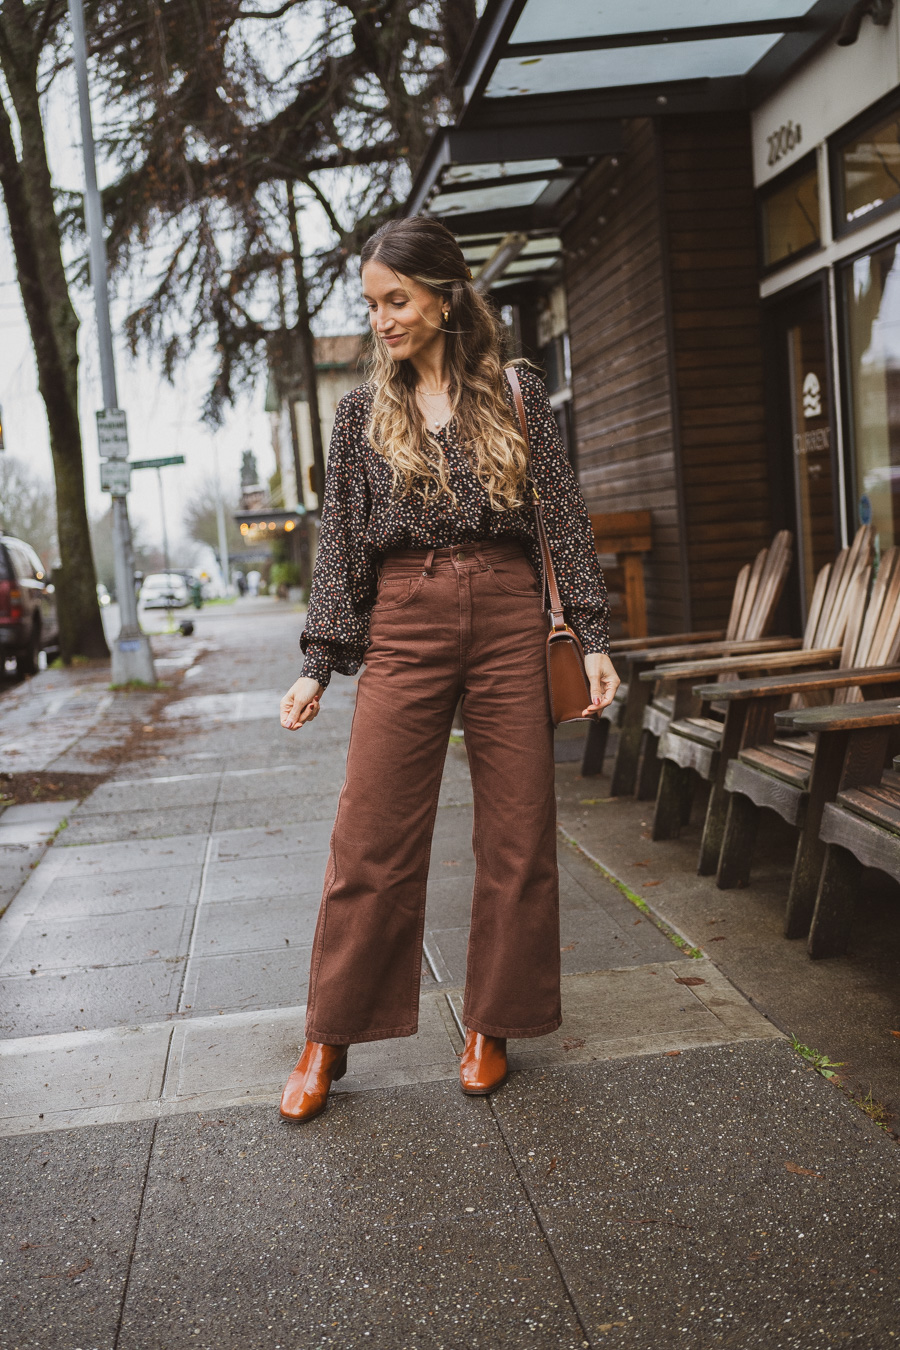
[844, 242, 900, 551]
[837, 108, 900, 227]
[760, 162, 820, 268]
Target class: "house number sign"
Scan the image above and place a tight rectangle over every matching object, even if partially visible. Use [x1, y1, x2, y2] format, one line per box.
[767, 120, 802, 166]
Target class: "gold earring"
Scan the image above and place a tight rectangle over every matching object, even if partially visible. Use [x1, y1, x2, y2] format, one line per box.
[443, 308, 450, 322]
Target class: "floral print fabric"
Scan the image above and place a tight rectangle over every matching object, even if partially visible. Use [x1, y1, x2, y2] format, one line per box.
[299, 369, 610, 687]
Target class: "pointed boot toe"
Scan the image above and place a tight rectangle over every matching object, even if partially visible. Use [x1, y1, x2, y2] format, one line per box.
[459, 1031, 508, 1096]
[280, 1041, 348, 1123]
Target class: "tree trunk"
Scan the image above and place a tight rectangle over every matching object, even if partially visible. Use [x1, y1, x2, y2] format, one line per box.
[0, 3, 108, 660]
[286, 180, 327, 509]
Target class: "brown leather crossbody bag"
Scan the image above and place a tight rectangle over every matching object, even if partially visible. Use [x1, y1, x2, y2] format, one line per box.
[505, 367, 594, 726]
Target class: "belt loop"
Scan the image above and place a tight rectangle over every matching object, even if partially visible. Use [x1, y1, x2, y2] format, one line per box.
[422, 547, 435, 576]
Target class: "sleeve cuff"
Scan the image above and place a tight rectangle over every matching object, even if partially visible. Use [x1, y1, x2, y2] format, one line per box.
[299, 643, 333, 689]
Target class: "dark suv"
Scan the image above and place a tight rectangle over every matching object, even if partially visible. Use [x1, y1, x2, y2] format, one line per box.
[0, 535, 59, 676]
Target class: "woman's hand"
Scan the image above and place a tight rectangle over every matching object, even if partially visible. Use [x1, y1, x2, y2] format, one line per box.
[582, 653, 620, 717]
[280, 676, 325, 730]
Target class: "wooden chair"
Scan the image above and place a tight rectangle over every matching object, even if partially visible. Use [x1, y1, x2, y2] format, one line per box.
[591, 531, 795, 789]
[708, 625, 900, 943]
[771, 703, 900, 958]
[637, 527, 876, 826]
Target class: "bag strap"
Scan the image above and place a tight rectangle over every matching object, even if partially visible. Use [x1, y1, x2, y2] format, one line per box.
[505, 367, 567, 631]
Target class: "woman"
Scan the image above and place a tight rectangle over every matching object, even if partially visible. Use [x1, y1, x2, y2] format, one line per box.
[278, 217, 618, 1123]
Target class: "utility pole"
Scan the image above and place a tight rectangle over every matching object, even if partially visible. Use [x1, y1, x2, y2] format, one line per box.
[212, 447, 231, 593]
[285, 182, 326, 507]
[68, 0, 155, 684]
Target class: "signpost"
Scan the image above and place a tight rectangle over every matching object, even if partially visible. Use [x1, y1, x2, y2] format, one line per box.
[131, 456, 186, 471]
[131, 457, 186, 612]
[96, 409, 129, 460]
[99, 460, 132, 495]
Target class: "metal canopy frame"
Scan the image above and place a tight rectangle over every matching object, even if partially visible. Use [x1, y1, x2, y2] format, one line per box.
[455, 0, 856, 121]
[404, 0, 857, 289]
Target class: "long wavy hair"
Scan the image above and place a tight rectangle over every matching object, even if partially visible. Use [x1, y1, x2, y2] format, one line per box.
[360, 217, 528, 512]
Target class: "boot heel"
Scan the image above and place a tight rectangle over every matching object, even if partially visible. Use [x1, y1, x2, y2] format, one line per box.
[333, 1051, 348, 1082]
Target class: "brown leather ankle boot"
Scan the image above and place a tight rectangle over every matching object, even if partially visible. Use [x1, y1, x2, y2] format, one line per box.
[280, 1040, 348, 1122]
[459, 1030, 508, 1096]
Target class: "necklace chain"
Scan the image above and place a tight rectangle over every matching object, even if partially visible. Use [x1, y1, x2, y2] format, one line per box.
[418, 386, 450, 398]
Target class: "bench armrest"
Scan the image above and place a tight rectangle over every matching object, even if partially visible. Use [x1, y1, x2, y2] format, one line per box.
[628, 636, 801, 670]
[639, 646, 839, 683]
[611, 629, 724, 652]
[694, 664, 900, 702]
[775, 696, 900, 733]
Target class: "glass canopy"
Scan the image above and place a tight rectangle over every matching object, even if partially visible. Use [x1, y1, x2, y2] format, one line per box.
[511, 0, 814, 44]
[488, 33, 789, 98]
[431, 179, 553, 215]
[443, 159, 561, 184]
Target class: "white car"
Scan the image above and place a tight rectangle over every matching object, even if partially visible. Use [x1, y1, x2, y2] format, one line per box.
[139, 572, 190, 609]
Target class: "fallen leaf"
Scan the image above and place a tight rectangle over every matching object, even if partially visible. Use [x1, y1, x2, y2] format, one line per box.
[891, 1030, 900, 1039]
[709, 935, 726, 942]
[643, 880, 661, 887]
[560, 942, 577, 952]
[546, 1158, 558, 1175]
[633, 918, 642, 925]
[441, 860, 460, 867]
[674, 976, 706, 986]
[664, 1050, 681, 1057]
[785, 1161, 822, 1178]
[631, 860, 649, 867]
[562, 1037, 585, 1051]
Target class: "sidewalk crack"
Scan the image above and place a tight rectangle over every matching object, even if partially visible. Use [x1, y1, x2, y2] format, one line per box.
[487, 1096, 594, 1349]
[112, 1116, 158, 1350]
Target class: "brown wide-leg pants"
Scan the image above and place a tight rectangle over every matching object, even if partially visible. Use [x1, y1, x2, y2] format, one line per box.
[304, 540, 560, 1045]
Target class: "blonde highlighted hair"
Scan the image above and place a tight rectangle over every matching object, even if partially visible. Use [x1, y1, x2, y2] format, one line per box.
[360, 217, 528, 512]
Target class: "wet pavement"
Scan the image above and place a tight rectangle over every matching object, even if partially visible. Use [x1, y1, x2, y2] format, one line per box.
[1, 597, 898, 1349]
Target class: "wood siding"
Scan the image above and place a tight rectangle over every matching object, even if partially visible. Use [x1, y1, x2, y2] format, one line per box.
[660, 115, 772, 630]
[563, 120, 686, 634]
[564, 113, 772, 636]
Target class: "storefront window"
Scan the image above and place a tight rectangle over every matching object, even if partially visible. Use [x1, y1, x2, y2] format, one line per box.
[843, 240, 900, 551]
[835, 106, 900, 229]
[760, 159, 820, 269]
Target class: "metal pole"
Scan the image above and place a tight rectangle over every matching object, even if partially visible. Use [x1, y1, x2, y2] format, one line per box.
[68, 0, 155, 684]
[212, 444, 231, 592]
[157, 467, 173, 624]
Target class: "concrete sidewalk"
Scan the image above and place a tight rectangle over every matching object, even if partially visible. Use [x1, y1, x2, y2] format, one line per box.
[1, 601, 898, 1349]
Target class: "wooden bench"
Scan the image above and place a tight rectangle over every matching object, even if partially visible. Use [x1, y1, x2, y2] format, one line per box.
[586, 530, 795, 787]
[707, 675, 900, 940]
[771, 702, 900, 956]
[641, 527, 878, 841]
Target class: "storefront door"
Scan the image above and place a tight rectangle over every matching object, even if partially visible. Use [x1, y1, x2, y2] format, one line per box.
[768, 283, 839, 621]
[843, 237, 900, 559]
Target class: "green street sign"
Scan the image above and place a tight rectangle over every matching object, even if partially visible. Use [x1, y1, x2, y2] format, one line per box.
[130, 455, 186, 470]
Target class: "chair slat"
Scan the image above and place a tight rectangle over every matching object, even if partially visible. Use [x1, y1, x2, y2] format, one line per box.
[803, 563, 832, 651]
[735, 549, 768, 640]
[725, 563, 751, 642]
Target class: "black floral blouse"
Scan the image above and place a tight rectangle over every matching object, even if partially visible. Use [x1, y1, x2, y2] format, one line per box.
[300, 369, 609, 687]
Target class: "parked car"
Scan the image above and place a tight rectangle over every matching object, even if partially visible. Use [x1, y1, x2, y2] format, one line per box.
[138, 572, 190, 609]
[0, 534, 59, 676]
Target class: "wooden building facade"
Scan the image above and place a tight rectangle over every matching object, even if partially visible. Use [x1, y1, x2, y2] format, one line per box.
[405, 0, 900, 641]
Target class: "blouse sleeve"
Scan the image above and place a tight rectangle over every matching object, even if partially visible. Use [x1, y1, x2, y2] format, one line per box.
[299, 391, 378, 688]
[519, 370, 610, 655]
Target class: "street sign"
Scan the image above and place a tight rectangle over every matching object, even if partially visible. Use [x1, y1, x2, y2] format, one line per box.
[100, 459, 132, 494]
[130, 456, 186, 470]
[96, 409, 129, 460]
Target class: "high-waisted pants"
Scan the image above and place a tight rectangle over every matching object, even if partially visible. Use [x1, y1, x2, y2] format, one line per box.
[304, 539, 560, 1046]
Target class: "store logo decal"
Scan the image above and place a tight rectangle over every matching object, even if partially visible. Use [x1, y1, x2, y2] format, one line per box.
[802, 372, 821, 419]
